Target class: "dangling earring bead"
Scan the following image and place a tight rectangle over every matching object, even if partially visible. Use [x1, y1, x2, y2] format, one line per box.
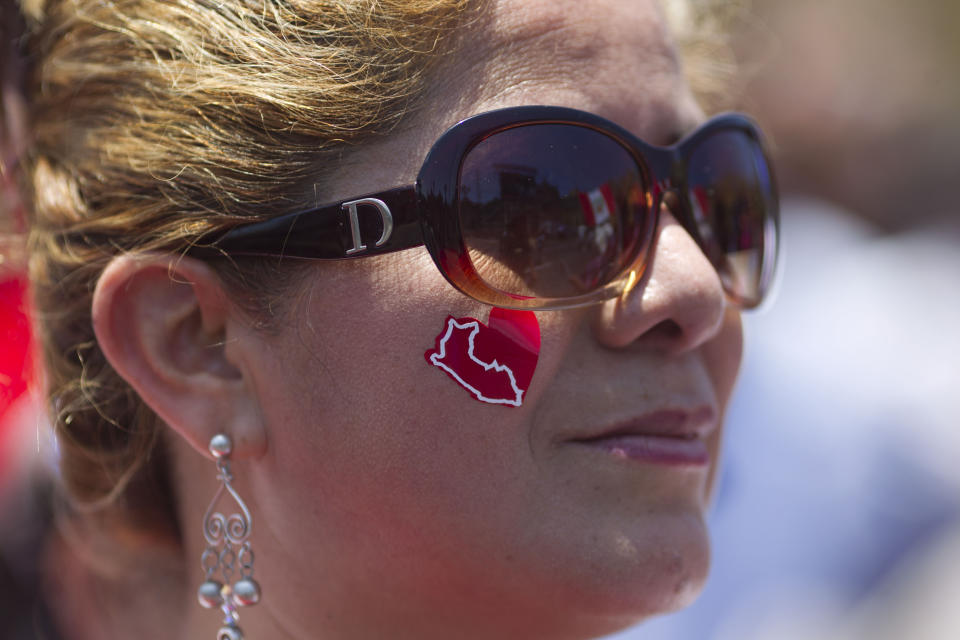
[198, 434, 261, 640]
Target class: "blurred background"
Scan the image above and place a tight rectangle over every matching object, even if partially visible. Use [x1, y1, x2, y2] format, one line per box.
[2, 0, 959, 638]
[612, 0, 960, 638]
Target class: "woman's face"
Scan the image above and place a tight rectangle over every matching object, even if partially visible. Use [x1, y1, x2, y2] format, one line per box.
[241, 1, 743, 637]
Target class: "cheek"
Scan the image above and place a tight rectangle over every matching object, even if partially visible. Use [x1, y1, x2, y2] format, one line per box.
[703, 307, 744, 498]
[704, 307, 744, 406]
[249, 252, 539, 534]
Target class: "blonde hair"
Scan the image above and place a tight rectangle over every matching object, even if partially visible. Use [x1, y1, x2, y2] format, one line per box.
[664, 0, 745, 110]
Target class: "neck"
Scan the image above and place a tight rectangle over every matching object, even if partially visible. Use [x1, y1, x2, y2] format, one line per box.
[45, 525, 186, 640]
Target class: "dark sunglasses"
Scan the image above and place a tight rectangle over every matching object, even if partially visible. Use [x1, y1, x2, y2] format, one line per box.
[196, 105, 779, 310]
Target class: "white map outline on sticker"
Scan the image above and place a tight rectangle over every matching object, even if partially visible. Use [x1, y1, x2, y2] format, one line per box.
[428, 317, 524, 407]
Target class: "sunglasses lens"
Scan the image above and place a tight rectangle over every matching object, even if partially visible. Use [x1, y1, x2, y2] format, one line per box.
[458, 125, 648, 299]
[686, 129, 777, 307]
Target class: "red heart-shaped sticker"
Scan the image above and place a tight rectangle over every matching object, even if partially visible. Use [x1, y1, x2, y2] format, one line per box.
[425, 308, 541, 407]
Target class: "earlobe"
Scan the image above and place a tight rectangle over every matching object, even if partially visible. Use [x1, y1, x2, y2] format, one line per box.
[92, 254, 267, 460]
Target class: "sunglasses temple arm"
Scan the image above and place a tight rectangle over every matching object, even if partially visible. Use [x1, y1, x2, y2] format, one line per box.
[192, 186, 422, 260]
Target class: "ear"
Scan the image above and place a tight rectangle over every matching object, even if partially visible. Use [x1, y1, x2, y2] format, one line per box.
[92, 254, 266, 461]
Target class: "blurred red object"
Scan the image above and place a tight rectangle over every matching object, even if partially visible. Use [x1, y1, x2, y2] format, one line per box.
[0, 273, 34, 481]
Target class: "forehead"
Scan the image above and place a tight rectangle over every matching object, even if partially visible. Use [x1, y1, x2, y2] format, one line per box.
[440, 0, 689, 135]
[329, 0, 695, 197]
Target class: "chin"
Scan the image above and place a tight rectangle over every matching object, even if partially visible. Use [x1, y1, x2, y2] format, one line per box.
[476, 509, 710, 640]
[511, 508, 712, 639]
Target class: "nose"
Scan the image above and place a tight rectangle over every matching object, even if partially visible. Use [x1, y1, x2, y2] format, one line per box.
[592, 208, 728, 354]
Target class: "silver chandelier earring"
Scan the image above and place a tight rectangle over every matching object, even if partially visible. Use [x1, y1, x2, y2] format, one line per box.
[197, 434, 261, 640]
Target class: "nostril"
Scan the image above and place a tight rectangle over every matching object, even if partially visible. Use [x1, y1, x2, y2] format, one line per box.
[648, 319, 683, 343]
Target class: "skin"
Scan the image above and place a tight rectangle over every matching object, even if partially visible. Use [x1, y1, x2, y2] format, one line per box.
[90, 1, 744, 638]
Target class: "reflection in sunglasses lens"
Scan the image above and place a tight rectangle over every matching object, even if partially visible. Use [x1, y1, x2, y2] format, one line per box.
[458, 125, 647, 299]
[686, 130, 773, 306]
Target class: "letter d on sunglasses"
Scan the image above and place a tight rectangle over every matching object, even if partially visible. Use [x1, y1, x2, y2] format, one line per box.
[196, 105, 779, 310]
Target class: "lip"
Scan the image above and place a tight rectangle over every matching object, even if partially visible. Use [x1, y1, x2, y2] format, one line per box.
[569, 407, 717, 467]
